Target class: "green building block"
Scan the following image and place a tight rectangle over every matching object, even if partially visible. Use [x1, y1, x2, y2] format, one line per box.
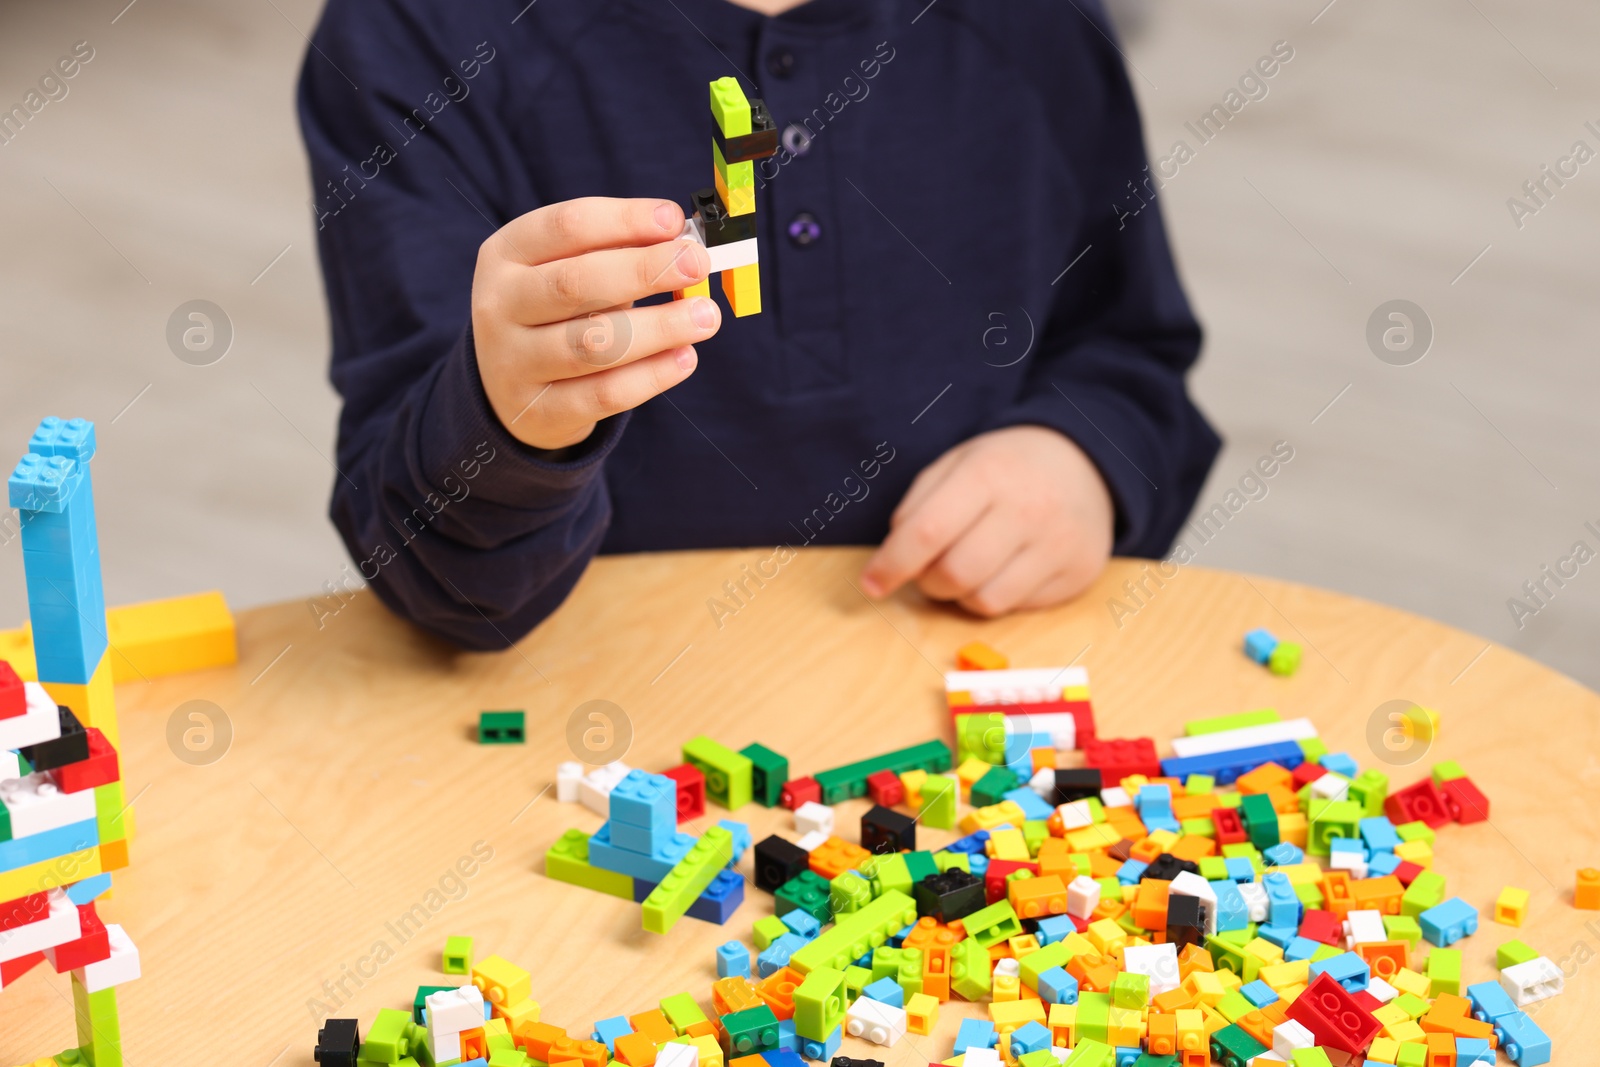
[414, 986, 452, 1024]
[682, 736, 754, 809]
[1064, 1040, 1115, 1067]
[1023, 820, 1049, 855]
[1215, 990, 1255, 1023]
[709, 77, 752, 138]
[1116, 910, 1147, 938]
[862, 852, 912, 898]
[1210, 1024, 1267, 1067]
[1181, 817, 1217, 839]
[478, 710, 525, 743]
[1133, 1056, 1179, 1067]
[661, 992, 708, 1034]
[904, 850, 939, 884]
[739, 743, 789, 807]
[1018, 1052, 1060, 1067]
[1019, 939, 1083, 988]
[1267, 642, 1301, 676]
[1402, 871, 1446, 918]
[545, 829, 635, 899]
[789, 890, 918, 973]
[72, 977, 122, 1067]
[1075, 992, 1110, 1044]
[1348, 770, 1389, 817]
[1296, 737, 1329, 764]
[442, 935, 474, 975]
[871, 945, 924, 996]
[1425, 947, 1462, 996]
[971, 766, 1020, 807]
[368, 1007, 417, 1060]
[1184, 709, 1280, 735]
[1290, 1050, 1333, 1067]
[775, 870, 834, 925]
[1306, 799, 1361, 856]
[1497, 939, 1539, 969]
[843, 965, 872, 1000]
[1430, 760, 1466, 784]
[1112, 971, 1148, 1009]
[828, 871, 873, 915]
[1308, 944, 1340, 963]
[752, 915, 789, 950]
[1294, 883, 1325, 910]
[793, 967, 847, 1041]
[919, 774, 957, 829]
[1239, 793, 1279, 850]
[962, 900, 1022, 948]
[1199, 857, 1229, 882]
[1383, 914, 1422, 947]
[1395, 1042, 1427, 1067]
[1392, 992, 1430, 1019]
[643, 825, 735, 933]
[1395, 821, 1435, 844]
[722, 1005, 780, 1055]
[0, 801, 9, 842]
[955, 711, 1008, 764]
[1206, 935, 1252, 982]
[93, 779, 130, 845]
[488, 1050, 528, 1067]
[934, 850, 970, 874]
[713, 139, 755, 192]
[812, 740, 952, 804]
[1185, 774, 1217, 794]
[950, 936, 992, 1000]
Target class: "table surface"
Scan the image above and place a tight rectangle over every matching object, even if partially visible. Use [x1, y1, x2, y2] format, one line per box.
[3, 548, 1596, 1064]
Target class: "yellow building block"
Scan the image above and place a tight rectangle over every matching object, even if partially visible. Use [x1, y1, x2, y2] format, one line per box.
[107, 590, 236, 680]
[674, 278, 711, 302]
[1063, 684, 1090, 702]
[906, 992, 939, 1035]
[901, 768, 929, 805]
[499, 997, 540, 1028]
[1086, 919, 1126, 955]
[715, 168, 756, 217]
[1106, 1005, 1144, 1047]
[989, 999, 1046, 1032]
[1389, 968, 1431, 998]
[0, 848, 102, 901]
[1066, 824, 1121, 851]
[1394, 839, 1433, 867]
[988, 829, 1030, 862]
[1264, 862, 1323, 886]
[1047, 1002, 1076, 1048]
[963, 801, 1027, 834]
[1368, 1037, 1401, 1064]
[1278, 811, 1308, 847]
[1494, 886, 1530, 926]
[1384, 1019, 1426, 1043]
[955, 759, 990, 791]
[1259, 959, 1309, 991]
[0, 625, 34, 677]
[713, 139, 754, 193]
[721, 263, 761, 317]
[473, 954, 532, 1007]
[42, 649, 118, 750]
[690, 1034, 723, 1067]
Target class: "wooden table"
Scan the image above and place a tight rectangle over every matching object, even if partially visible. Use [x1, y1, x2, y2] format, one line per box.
[4, 548, 1596, 1064]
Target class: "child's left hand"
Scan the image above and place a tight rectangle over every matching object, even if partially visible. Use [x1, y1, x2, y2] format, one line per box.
[860, 425, 1114, 617]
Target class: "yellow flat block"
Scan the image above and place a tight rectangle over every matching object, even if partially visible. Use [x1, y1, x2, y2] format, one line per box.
[715, 169, 755, 217]
[0, 848, 102, 900]
[674, 278, 711, 301]
[3, 590, 236, 684]
[1265, 862, 1323, 886]
[721, 263, 761, 317]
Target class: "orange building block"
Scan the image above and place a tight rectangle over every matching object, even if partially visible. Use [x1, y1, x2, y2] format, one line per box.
[1425, 1031, 1456, 1066]
[1133, 879, 1171, 931]
[1351, 875, 1405, 915]
[1088, 852, 1125, 879]
[807, 836, 870, 879]
[1146, 1012, 1177, 1056]
[1037, 838, 1078, 881]
[1169, 834, 1216, 862]
[1356, 940, 1410, 982]
[1172, 793, 1219, 820]
[757, 967, 801, 1019]
[1321, 870, 1355, 918]
[1236, 762, 1293, 795]
[1576, 868, 1600, 910]
[1068, 952, 1119, 992]
[1011, 874, 1069, 919]
[629, 1011, 676, 1044]
[1177, 944, 1214, 979]
[613, 1033, 658, 1067]
[956, 641, 1008, 671]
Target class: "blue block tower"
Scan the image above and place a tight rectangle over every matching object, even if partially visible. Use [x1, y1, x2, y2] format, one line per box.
[588, 770, 695, 881]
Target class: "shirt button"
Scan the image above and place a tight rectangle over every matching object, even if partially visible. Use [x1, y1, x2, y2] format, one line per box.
[782, 123, 812, 157]
[766, 49, 797, 78]
[787, 212, 821, 247]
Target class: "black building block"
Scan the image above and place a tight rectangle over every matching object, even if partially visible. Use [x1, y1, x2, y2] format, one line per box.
[860, 804, 916, 854]
[19, 705, 88, 772]
[691, 188, 757, 247]
[1165, 893, 1207, 950]
[912, 869, 986, 923]
[717, 99, 779, 163]
[754, 834, 810, 892]
[1143, 853, 1200, 882]
[1052, 768, 1103, 805]
[315, 1019, 362, 1067]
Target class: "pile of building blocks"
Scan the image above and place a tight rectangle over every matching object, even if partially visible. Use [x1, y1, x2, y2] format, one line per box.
[670, 77, 776, 318]
[1242, 630, 1300, 677]
[0, 588, 236, 684]
[3, 418, 142, 1067]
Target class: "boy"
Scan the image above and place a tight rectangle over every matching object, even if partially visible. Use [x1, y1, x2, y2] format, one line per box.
[298, 0, 1219, 649]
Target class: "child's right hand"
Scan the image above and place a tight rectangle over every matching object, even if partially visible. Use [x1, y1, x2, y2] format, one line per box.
[472, 197, 720, 451]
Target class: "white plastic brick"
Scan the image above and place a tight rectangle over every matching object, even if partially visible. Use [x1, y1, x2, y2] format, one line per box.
[578, 762, 632, 817]
[426, 983, 486, 1033]
[1272, 1019, 1315, 1058]
[72, 923, 140, 993]
[555, 761, 583, 803]
[993, 957, 1020, 978]
[1238, 882, 1269, 924]
[1168, 871, 1219, 936]
[0, 890, 80, 967]
[1100, 786, 1131, 809]
[0, 683, 61, 751]
[1345, 910, 1386, 946]
[1121, 942, 1180, 994]
[0, 750, 19, 783]
[1056, 799, 1094, 830]
[656, 1043, 699, 1067]
[1, 771, 98, 839]
[1029, 768, 1056, 800]
[1066, 875, 1101, 920]
[945, 667, 1088, 705]
[845, 996, 906, 1046]
[795, 829, 830, 853]
[1366, 976, 1399, 1004]
[706, 238, 759, 273]
[964, 1049, 1002, 1067]
[1168, 719, 1319, 758]
[1500, 956, 1563, 1006]
[1329, 849, 1368, 879]
[794, 801, 834, 836]
[1310, 774, 1350, 802]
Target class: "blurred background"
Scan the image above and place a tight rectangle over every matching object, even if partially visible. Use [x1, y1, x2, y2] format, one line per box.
[0, 0, 1595, 686]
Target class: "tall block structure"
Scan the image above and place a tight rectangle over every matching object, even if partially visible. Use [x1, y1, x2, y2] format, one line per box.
[673, 76, 778, 318]
[4, 417, 140, 1067]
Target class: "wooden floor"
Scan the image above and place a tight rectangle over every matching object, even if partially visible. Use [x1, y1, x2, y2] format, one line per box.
[0, 1, 1595, 682]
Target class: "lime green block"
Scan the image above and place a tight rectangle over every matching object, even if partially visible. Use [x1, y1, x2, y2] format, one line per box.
[643, 826, 735, 933]
[1075, 993, 1111, 1045]
[1402, 871, 1447, 918]
[93, 780, 130, 844]
[1112, 971, 1148, 1009]
[1019, 939, 1078, 987]
[789, 890, 918, 973]
[1218, 792, 1244, 809]
[545, 829, 634, 899]
[1425, 948, 1462, 995]
[1294, 883, 1325, 910]
[1396, 1041, 1428, 1067]
[829, 871, 873, 914]
[934, 850, 970, 874]
[661, 992, 709, 1034]
[709, 76, 752, 138]
[950, 936, 991, 1000]
[1023, 820, 1049, 856]
[1393, 992, 1430, 1020]
[753, 915, 789, 949]
[1018, 1051, 1060, 1067]
[1185, 774, 1217, 794]
[713, 139, 755, 191]
[843, 965, 872, 1000]
[72, 977, 122, 1067]
[364, 1007, 414, 1062]
[1268, 643, 1301, 676]
[1497, 939, 1539, 969]
[1431, 760, 1467, 784]
[1290, 1050, 1333, 1067]
[1297, 737, 1329, 764]
[793, 967, 847, 1042]
[962, 900, 1023, 948]
[1348, 769, 1389, 817]
[443, 935, 474, 974]
[1199, 857, 1229, 882]
[1396, 821, 1435, 844]
[1383, 914, 1422, 946]
[1216, 990, 1255, 1022]
[1182, 817, 1217, 839]
[682, 736, 753, 809]
[864, 852, 912, 897]
[1185, 709, 1280, 735]
[920, 775, 957, 830]
[1064, 1038, 1115, 1067]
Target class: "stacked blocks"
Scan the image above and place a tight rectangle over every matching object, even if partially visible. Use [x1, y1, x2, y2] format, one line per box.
[673, 77, 777, 317]
[4, 417, 140, 1067]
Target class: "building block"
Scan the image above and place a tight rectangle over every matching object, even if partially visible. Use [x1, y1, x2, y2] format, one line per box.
[443, 936, 474, 975]
[789, 891, 917, 974]
[477, 711, 525, 744]
[709, 77, 752, 138]
[661, 764, 707, 823]
[1575, 867, 1600, 909]
[919, 775, 957, 830]
[1244, 630, 1278, 664]
[956, 642, 1008, 671]
[682, 737, 753, 810]
[811, 742, 951, 804]
[545, 829, 636, 899]
[643, 826, 735, 934]
[739, 744, 788, 808]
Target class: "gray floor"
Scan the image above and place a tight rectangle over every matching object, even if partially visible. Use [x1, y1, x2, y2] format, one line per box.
[0, 0, 1594, 686]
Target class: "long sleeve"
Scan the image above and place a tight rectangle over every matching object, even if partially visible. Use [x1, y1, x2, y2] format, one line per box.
[298, 0, 624, 650]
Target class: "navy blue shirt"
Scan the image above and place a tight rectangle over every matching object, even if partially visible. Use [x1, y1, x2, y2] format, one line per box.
[299, 0, 1220, 650]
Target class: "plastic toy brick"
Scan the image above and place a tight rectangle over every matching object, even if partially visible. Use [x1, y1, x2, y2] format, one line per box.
[778, 777, 820, 810]
[682, 737, 754, 810]
[709, 77, 752, 138]
[956, 642, 1008, 671]
[788, 890, 917, 974]
[544, 828, 635, 899]
[477, 711, 525, 744]
[441, 935, 474, 975]
[812, 741, 952, 804]
[807, 836, 869, 881]
[643, 826, 737, 933]
[859, 806, 915, 855]
[775, 870, 833, 925]
[754, 835, 810, 893]
[1243, 629, 1278, 664]
[738, 744, 788, 808]
[864, 770, 903, 808]
[1159, 741, 1307, 786]
[661, 764, 707, 823]
[1283, 973, 1380, 1055]
[963, 900, 1023, 948]
[1438, 776, 1489, 824]
[1384, 779, 1451, 828]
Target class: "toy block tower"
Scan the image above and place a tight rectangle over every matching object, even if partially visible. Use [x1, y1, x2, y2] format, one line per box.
[673, 77, 778, 317]
[4, 417, 140, 1067]
[587, 769, 696, 882]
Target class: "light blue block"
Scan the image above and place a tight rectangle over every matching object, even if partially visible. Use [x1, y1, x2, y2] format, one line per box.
[9, 453, 83, 513]
[1309, 950, 1370, 992]
[1263, 871, 1301, 928]
[719, 819, 752, 864]
[1467, 980, 1518, 1022]
[593, 1016, 632, 1053]
[1263, 842, 1304, 866]
[1284, 936, 1320, 962]
[862, 977, 904, 1007]
[781, 909, 821, 939]
[1257, 923, 1298, 948]
[1117, 859, 1149, 885]
[1224, 856, 1255, 883]
[800, 1023, 841, 1063]
[1244, 628, 1278, 663]
[1359, 816, 1400, 853]
[1210, 879, 1249, 931]
[587, 821, 693, 881]
[29, 417, 97, 462]
[1037, 966, 1079, 1005]
[1455, 1037, 1493, 1066]
[1367, 852, 1401, 877]
[968, 854, 988, 879]
[1002, 787, 1055, 821]
[953, 1019, 997, 1056]
[1419, 897, 1479, 946]
[609, 819, 674, 855]
[1320, 752, 1359, 778]
[1035, 916, 1076, 945]
[758, 932, 808, 977]
[607, 769, 678, 835]
[1114, 1049, 1140, 1067]
[774, 1019, 799, 1053]
[0, 818, 99, 874]
[65, 872, 113, 905]
[1239, 980, 1278, 1007]
[717, 941, 750, 978]
[1009, 1021, 1051, 1058]
[1497, 1012, 1550, 1066]
[1330, 837, 1368, 862]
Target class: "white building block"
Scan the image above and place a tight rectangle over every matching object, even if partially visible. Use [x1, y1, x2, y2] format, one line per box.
[1499, 957, 1563, 1006]
[794, 801, 834, 836]
[1168, 719, 1319, 759]
[426, 983, 486, 1032]
[1100, 786, 1131, 809]
[994, 957, 1020, 979]
[1272, 1019, 1315, 1058]
[1029, 768, 1056, 800]
[1238, 882, 1269, 924]
[1329, 849, 1368, 879]
[72, 923, 140, 993]
[846, 996, 907, 1046]
[1366, 976, 1398, 1004]
[1066, 875, 1100, 920]
[0, 683, 61, 751]
[0, 750, 19, 783]
[1, 771, 97, 839]
[578, 762, 631, 816]
[945, 667, 1088, 705]
[656, 1043, 699, 1067]
[1168, 871, 1219, 935]
[795, 830, 829, 852]
[555, 761, 583, 802]
[1056, 799, 1094, 830]
[1345, 910, 1386, 946]
[1310, 774, 1350, 802]
[1121, 942, 1180, 994]
[964, 1049, 1002, 1067]
[0, 890, 80, 966]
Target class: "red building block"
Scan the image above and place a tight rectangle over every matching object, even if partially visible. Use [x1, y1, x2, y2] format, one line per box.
[47, 903, 111, 972]
[1083, 738, 1160, 783]
[1439, 776, 1489, 824]
[0, 892, 50, 932]
[1212, 807, 1247, 845]
[52, 727, 121, 794]
[660, 764, 705, 823]
[866, 770, 904, 808]
[779, 776, 822, 810]
[1392, 860, 1424, 887]
[0, 661, 23, 720]
[1285, 972, 1381, 1056]
[984, 859, 1040, 905]
[1292, 762, 1328, 789]
[0, 951, 44, 986]
[1384, 779, 1451, 828]
[1299, 910, 1343, 946]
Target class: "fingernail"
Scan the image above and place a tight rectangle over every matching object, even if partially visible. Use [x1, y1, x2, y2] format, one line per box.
[690, 297, 719, 330]
[678, 243, 707, 281]
[676, 346, 698, 371]
[655, 202, 679, 232]
[859, 574, 883, 598]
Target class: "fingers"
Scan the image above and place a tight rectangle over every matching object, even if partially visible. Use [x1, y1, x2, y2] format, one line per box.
[956, 547, 1065, 618]
[516, 295, 720, 381]
[860, 462, 989, 598]
[493, 197, 686, 266]
[493, 240, 710, 328]
[915, 506, 1028, 603]
[519, 346, 700, 448]
[889, 441, 966, 527]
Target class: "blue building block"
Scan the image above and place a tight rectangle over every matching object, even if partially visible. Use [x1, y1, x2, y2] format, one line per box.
[1117, 859, 1150, 885]
[1367, 852, 1401, 877]
[758, 932, 808, 977]
[1239, 980, 1278, 1008]
[1359, 817, 1400, 853]
[0, 818, 99, 874]
[1320, 752, 1358, 778]
[65, 872, 113, 906]
[781, 909, 821, 939]
[1263, 842, 1304, 866]
[1455, 1037, 1493, 1066]
[1009, 1021, 1051, 1058]
[1496, 1012, 1550, 1066]
[941, 830, 990, 856]
[773, 1020, 800, 1054]
[1329, 838, 1368, 865]
[1244, 629, 1278, 663]
[953, 1019, 997, 1056]
[1309, 951, 1370, 993]
[799, 1023, 841, 1063]
[968, 854, 988, 879]
[1035, 916, 1076, 945]
[1224, 856, 1255, 883]
[1419, 897, 1479, 946]
[767, 1051, 806, 1067]
[1002, 787, 1055, 821]
[1467, 980, 1518, 1023]
[589, 822, 694, 881]
[9, 452, 84, 513]
[608, 769, 679, 836]
[1159, 740, 1305, 785]
[1113, 1049, 1140, 1067]
[689, 870, 745, 924]
[1263, 871, 1301, 928]
[861, 977, 904, 1008]
[1037, 966, 1079, 1005]
[718, 941, 751, 978]
[1284, 937, 1321, 962]
[1257, 924, 1297, 948]
[593, 1017, 632, 1053]
[719, 819, 753, 864]
[1210, 880, 1249, 932]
